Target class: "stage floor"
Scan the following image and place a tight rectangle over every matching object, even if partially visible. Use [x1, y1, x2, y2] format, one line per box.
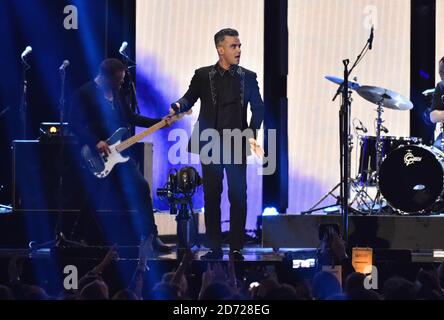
[0, 245, 301, 262]
[2, 208, 444, 263]
[0, 244, 442, 264]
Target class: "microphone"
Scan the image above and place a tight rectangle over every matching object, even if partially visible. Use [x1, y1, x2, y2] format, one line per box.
[368, 25, 374, 50]
[59, 60, 70, 72]
[119, 41, 128, 55]
[355, 119, 368, 133]
[381, 125, 389, 134]
[21, 46, 32, 61]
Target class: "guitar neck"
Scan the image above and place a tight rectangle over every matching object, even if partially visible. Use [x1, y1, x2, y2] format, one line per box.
[115, 114, 182, 153]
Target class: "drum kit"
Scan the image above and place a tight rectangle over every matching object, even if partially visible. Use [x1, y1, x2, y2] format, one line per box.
[321, 76, 444, 215]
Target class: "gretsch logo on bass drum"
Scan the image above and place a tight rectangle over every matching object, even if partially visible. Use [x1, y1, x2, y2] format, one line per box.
[404, 150, 422, 166]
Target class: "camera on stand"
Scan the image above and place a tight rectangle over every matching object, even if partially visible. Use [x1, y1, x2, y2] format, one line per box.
[317, 223, 341, 266]
[157, 166, 202, 253]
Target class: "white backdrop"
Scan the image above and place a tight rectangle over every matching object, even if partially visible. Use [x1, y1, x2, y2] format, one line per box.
[288, 0, 411, 213]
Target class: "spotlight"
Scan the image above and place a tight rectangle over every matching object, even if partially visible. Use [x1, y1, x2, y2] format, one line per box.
[39, 122, 72, 140]
[262, 207, 279, 216]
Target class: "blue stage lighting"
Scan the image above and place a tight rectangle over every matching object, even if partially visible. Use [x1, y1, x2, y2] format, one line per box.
[262, 207, 279, 216]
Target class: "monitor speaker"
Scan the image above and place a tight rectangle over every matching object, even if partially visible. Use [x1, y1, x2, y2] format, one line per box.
[12, 140, 153, 212]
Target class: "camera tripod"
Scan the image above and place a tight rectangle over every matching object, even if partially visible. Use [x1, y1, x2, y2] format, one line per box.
[169, 197, 199, 251]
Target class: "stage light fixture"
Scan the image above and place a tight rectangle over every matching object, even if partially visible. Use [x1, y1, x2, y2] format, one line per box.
[262, 207, 279, 216]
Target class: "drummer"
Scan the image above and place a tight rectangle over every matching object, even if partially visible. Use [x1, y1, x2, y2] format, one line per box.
[429, 56, 444, 124]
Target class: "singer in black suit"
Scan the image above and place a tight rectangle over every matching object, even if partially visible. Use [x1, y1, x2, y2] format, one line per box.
[172, 28, 265, 260]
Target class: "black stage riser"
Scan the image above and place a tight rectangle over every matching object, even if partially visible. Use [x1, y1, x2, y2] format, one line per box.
[263, 214, 444, 250]
[0, 211, 204, 247]
[12, 140, 153, 212]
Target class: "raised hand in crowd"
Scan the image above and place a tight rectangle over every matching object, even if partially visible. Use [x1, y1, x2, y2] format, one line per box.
[91, 244, 119, 275]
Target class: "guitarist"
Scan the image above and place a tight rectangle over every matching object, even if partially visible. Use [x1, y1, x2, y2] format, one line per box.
[171, 28, 265, 261]
[69, 58, 171, 253]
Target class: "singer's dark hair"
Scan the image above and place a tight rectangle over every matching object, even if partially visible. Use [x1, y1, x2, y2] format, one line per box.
[440, 56, 444, 64]
[99, 58, 125, 79]
[214, 28, 239, 47]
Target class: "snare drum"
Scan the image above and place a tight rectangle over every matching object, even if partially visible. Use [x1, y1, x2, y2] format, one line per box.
[358, 135, 422, 185]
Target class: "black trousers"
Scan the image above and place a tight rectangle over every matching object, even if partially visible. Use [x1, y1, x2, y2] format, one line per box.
[201, 160, 247, 251]
[73, 159, 158, 243]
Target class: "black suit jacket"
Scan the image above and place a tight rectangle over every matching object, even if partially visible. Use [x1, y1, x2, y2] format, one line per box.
[175, 64, 265, 154]
[69, 81, 160, 148]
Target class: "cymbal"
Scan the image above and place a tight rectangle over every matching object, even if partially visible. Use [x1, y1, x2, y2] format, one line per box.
[325, 75, 361, 91]
[422, 88, 435, 97]
[357, 85, 413, 110]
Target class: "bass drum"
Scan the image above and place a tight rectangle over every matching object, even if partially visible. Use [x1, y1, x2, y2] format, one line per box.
[358, 135, 422, 185]
[378, 145, 444, 214]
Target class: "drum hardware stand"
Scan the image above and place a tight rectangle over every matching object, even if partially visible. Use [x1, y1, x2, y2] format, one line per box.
[334, 31, 373, 241]
[355, 89, 413, 216]
[304, 29, 374, 243]
[375, 99, 385, 171]
[301, 88, 354, 216]
[301, 176, 373, 215]
[301, 182, 341, 215]
[29, 60, 86, 252]
[371, 99, 388, 214]
[302, 117, 371, 215]
[349, 179, 378, 213]
[355, 84, 414, 214]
